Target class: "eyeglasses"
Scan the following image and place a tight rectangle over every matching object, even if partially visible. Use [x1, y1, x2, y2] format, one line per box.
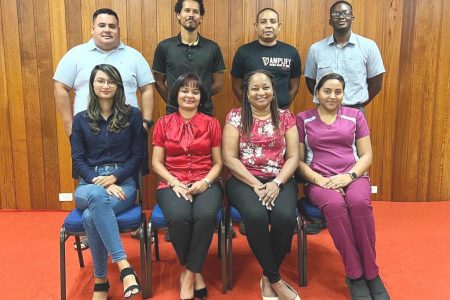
[331, 10, 353, 19]
[94, 79, 118, 87]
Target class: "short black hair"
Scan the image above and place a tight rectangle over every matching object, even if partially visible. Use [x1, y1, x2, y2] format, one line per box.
[168, 73, 208, 113]
[256, 8, 279, 23]
[315, 73, 346, 93]
[329, 1, 353, 15]
[174, 0, 205, 16]
[93, 8, 119, 24]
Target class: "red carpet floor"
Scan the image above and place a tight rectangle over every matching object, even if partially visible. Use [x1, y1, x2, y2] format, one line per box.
[1, 201, 450, 299]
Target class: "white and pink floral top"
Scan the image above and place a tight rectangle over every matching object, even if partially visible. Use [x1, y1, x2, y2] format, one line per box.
[226, 108, 296, 178]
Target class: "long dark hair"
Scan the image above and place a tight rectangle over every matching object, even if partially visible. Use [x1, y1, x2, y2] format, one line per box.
[168, 73, 208, 113]
[87, 64, 131, 134]
[240, 70, 280, 138]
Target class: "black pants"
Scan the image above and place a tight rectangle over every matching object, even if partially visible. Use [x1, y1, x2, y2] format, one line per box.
[226, 176, 297, 283]
[157, 183, 223, 272]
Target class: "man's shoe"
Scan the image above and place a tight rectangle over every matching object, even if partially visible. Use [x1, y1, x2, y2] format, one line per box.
[345, 277, 372, 300]
[238, 223, 246, 236]
[366, 276, 390, 300]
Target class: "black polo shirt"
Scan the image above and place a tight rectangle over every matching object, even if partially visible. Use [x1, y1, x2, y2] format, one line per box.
[153, 33, 225, 115]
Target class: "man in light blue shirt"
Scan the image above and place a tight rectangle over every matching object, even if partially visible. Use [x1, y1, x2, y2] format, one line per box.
[54, 8, 155, 136]
[304, 1, 385, 110]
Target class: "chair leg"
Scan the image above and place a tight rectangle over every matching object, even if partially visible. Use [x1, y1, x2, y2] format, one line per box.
[217, 222, 222, 258]
[147, 222, 153, 298]
[220, 221, 227, 293]
[300, 218, 308, 287]
[60, 227, 67, 300]
[74, 236, 84, 267]
[140, 214, 148, 298]
[154, 229, 160, 261]
[227, 222, 233, 290]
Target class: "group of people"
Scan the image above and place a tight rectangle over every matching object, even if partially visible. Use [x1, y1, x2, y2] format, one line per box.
[53, 0, 389, 300]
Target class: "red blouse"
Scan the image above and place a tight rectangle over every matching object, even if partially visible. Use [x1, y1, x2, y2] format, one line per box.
[153, 112, 222, 189]
[225, 108, 296, 178]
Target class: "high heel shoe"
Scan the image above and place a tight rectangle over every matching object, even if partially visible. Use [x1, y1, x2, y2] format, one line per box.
[93, 280, 110, 292]
[194, 286, 207, 299]
[260, 279, 279, 300]
[283, 281, 301, 300]
[120, 267, 141, 299]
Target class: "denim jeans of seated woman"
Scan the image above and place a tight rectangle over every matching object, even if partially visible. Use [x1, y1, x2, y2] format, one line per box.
[75, 164, 137, 278]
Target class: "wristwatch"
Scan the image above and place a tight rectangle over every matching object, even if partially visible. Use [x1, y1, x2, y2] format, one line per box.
[272, 179, 284, 191]
[346, 171, 358, 181]
[143, 119, 154, 128]
[204, 178, 212, 188]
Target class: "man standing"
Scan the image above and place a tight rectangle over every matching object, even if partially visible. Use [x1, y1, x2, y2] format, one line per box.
[54, 8, 155, 136]
[231, 8, 301, 109]
[152, 0, 225, 115]
[304, 1, 385, 111]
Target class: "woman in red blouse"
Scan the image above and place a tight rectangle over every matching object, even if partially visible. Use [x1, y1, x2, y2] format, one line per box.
[223, 70, 300, 300]
[152, 73, 223, 300]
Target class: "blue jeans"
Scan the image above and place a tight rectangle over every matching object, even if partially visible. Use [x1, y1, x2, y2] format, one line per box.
[75, 164, 137, 278]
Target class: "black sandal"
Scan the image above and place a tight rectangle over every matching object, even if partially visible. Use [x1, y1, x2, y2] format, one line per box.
[120, 267, 141, 299]
[194, 287, 207, 299]
[93, 280, 110, 294]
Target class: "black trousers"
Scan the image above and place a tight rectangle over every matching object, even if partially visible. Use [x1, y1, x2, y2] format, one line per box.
[157, 183, 223, 272]
[226, 176, 297, 283]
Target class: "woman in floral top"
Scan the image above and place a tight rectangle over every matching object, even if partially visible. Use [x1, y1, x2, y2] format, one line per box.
[223, 70, 300, 300]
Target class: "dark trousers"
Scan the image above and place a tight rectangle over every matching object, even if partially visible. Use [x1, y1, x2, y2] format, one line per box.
[157, 183, 223, 272]
[226, 176, 297, 283]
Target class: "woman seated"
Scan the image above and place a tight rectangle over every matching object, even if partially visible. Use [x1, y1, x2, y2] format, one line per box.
[222, 70, 301, 300]
[71, 64, 144, 299]
[296, 73, 389, 300]
[151, 73, 223, 300]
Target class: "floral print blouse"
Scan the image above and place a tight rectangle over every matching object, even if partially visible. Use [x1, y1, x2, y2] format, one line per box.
[225, 108, 296, 178]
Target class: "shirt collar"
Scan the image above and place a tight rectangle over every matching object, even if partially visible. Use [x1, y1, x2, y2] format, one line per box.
[327, 31, 357, 46]
[87, 38, 125, 52]
[176, 33, 202, 47]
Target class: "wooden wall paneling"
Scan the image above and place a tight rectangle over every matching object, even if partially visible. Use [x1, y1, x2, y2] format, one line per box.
[171, 0, 180, 37]
[282, 0, 298, 111]
[201, 0, 214, 42]
[392, 0, 417, 201]
[213, 0, 230, 124]
[34, 0, 60, 209]
[427, 0, 450, 201]
[97, 0, 111, 10]
[111, 0, 128, 44]
[64, 0, 83, 49]
[127, 0, 143, 52]
[229, 0, 244, 109]
[50, 0, 74, 211]
[296, 0, 314, 114]
[371, 0, 403, 201]
[81, 0, 96, 42]
[1, 0, 31, 209]
[259, 0, 272, 10]
[18, 0, 47, 209]
[0, 7, 16, 209]
[142, 0, 158, 209]
[243, 0, 258, 43]
[414, 0, 444, 201]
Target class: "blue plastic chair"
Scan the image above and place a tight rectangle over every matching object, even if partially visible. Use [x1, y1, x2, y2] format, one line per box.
[59, 176, 149, 299]
[146, 203, 227, 297]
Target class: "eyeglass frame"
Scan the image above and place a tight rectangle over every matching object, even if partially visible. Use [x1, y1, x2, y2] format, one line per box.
[93, 79, 119, 87]
[330, 10, 353, 19]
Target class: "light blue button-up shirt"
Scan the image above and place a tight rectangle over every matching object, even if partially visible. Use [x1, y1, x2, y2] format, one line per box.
[54, 39, 154, 114]
[304, 32, 385, 105]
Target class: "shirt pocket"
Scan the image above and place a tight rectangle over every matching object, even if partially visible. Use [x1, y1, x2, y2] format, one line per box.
[317, 61, 333, 80]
